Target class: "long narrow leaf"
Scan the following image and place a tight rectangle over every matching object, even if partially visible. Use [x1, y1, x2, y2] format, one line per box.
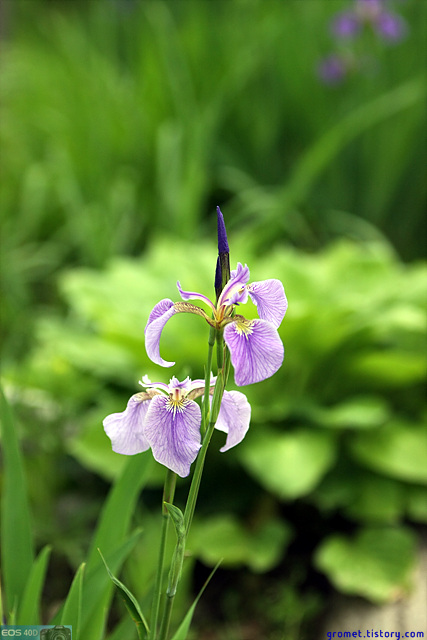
[17, 545, 51, 625]
[60, 562, 85, 639]
[0, 386, 34, 613]
[86, 452, 153, 572]
[99, 549, 149, 639]
[79, 529, 144, 640]
[170, 562, 221, 640]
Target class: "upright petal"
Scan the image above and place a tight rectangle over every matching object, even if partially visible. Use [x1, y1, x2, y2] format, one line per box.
[224, 318, 284, 386]
[218, 262, 250, 307]
[143, 395, 202, 477]
[144, 299, 177, 367]
[248, 279, 288, 328]
[103, 394, 151, 455]
[215, 390, 251, 452]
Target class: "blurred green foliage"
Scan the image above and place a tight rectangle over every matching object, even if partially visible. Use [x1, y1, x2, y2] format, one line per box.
[1, 0, 426, 362]
[1, 0, 426, 635]
[4, 236, 426, 609]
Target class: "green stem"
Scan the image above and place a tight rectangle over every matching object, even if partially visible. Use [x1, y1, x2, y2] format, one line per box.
[201, 324, 216, 438]
[149, 469, 176, 640]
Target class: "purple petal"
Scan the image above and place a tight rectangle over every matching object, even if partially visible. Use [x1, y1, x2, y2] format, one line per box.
[224, 318, 284, 386]
[317, 55, 348, 85]
[331, 11, 360, 38]
[176, 282, 216, 312]
[375, 12, 407, 41]
[248, 279, 287, 328]
[143, 395, 202, 477]
[218, 262, 250, 306]
[144, 299, 177, 367]
[215, 390, 251, 452]
[103, 394, 151, 455]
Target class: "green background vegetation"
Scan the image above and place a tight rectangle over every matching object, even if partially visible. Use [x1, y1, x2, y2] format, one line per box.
[1, 1, 426, 639]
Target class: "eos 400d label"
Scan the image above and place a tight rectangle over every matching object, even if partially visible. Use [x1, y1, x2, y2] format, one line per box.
[1, 626, 72, 639]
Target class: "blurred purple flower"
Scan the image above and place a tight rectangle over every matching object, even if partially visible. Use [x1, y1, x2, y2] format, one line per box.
[317, 54, 349, 84]
[331, 0, 408, 43]
[145, 262, 287, 386]
[103, 375, 251, 477]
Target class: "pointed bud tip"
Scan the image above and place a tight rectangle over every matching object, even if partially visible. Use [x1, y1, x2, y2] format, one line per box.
[216, 206, 229, 254]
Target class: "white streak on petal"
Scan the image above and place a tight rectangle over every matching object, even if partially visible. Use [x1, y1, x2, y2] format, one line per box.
[248, 279, 288, 328]
[103, 394, 151, 455]
[224, 319, 284, 386]
[144, 299, 177, 367]
[143, 395, 202, 477]
[215, 390, 251, 452]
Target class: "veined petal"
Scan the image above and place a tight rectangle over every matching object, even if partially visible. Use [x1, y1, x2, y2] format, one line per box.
[215, 390, 251, 452]
[103, 393, 151, 455]
[248, 279, 288, 328]
[143, 395, 202, 477]
[176, 282, 216, 313]
[144, 299, 177, 367]
[224, 318, 284, 386]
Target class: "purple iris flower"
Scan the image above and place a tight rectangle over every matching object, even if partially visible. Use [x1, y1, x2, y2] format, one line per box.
[331, 0, 407, 42]
[144, 263, 287, 387]
[103, 375, 251, 477]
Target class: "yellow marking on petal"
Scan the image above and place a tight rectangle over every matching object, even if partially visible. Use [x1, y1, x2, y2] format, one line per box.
[234, 318, 254, 336]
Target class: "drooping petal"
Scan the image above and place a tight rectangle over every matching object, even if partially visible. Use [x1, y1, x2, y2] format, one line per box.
[144, 299, 177, 367]
[103, 393, 151, 455]
[143, 395, 202, 477]
[248, 279, 288, 328]
[215, 390, 251, 452]
[224, 318, 284, 386]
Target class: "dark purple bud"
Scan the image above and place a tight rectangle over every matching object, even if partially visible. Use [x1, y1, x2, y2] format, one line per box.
[217, 206, 229, 254]
[215, 206, 230, 299]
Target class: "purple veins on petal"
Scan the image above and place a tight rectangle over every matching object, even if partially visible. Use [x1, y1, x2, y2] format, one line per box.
[144, 299, 177, 367]
[143, 394, 202, 478]
[248, 279, 288, 329]
[103, 394, 151, 455]
[224, 318, 284, 386]
[215, 390, 251, 452]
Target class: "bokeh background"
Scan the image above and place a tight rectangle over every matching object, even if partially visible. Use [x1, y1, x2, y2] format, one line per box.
[1, 1, 426, 639]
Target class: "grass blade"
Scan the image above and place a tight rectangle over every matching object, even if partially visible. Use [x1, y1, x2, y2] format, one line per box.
[60, 562, 85, 639]
[86, 452, 153, 572]
[99, 549, 149, 639]
[17, 545, 51, 625]
[170, 562, 221, 640]
[0, 386, 34, 615]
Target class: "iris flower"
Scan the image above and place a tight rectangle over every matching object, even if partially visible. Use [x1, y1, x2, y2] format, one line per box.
[145, 263, 287, 386]
[103, 375, 251, 477]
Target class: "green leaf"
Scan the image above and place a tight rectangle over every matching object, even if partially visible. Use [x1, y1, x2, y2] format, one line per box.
[78, 530, 143, 640]
[239, 428, 336, 499]
[17, 545, 51, 625]
[99, 549, 148, 639]
[0, 386, 34, 612]
[310, 396, 390, 430]
[86, 452, 153, 571]
[188, 515, 292, 572]
[349, 421, 427, 484]
[314, 526, 417, 603]
[170, 562, 221, 640]
[60, 562, 85, 638]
